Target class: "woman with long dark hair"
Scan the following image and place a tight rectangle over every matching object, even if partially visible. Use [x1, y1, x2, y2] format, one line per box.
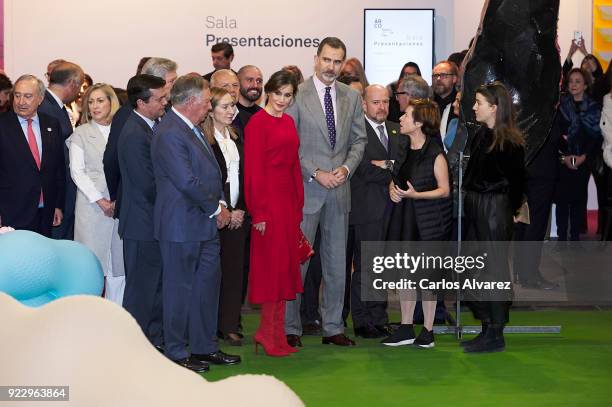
[244, 70, 304, 357]
[461, 81, 525, 353]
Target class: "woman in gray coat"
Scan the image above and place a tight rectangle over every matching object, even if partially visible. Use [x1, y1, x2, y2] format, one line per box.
[67, 83, 124, 304]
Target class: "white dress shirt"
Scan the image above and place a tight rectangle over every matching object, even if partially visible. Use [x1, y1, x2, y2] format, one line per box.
[214, 127, 240, 208]
[312, 74, 337, 127]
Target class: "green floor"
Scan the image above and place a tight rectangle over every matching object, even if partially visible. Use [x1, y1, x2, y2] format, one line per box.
[204, 310, 612, 406]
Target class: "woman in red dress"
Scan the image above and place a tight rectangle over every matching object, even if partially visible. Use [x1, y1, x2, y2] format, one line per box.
[244, 70, 304, 357]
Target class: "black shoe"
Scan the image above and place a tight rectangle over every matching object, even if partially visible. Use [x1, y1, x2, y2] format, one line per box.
[414, 327, 435, 348]
[192, 350, 241, 365]
[302, 321, 322, 336]
[354, 325, 386, 339]
[521, 277, 559, 290]
[464, 326, 505, 353]
[460, 331, 486, 348]
[154, 345, 165, 354]
[381, 324, 415, 346]
[221, 333, 243, 346]
[286, 334, 303, 347]
[173, 357, 209, 373]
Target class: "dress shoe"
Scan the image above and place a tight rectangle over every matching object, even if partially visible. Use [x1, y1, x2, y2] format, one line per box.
[354, 325, 385, 339]
[302, 322, 322, 336]
[172, 357, 209, 373]
[322, 333, 356, 346]
[286, 334, 303, 348]
[222, 332, 243, 346]
[192, 350, 241, 365]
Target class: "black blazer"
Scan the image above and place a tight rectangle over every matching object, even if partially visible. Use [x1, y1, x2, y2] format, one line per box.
[210, 128, 246, 211]
[103, 104, 132, 205]
[0, 111, 65, 229]
[117, 111, 157, 241]
[38, 90, 72, 140]
[232, 109, 252, 140]
[349, 119, 406, 225]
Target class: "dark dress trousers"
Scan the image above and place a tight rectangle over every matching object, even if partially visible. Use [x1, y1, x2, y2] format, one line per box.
[118, 111, 163, 346]
[151, 109, 224, 361]
[0, 111, 65, 237]
[38, 90, 75, 239]
[348, 119, 406, 329]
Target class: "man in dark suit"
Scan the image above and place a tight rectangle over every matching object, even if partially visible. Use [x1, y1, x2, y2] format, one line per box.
[38, 62, 84, 240]
[151, 75, 240, 373]
[202, 42, 235, 82]
[0, 75, 65, 236]
[349, 84, 406, 338]
[103, 58, 177, 218]
[210, 69, 251, 136]
[118, 74, 168, 349]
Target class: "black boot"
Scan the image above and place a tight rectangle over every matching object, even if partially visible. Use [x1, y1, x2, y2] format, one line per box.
[459, 322, 488, 348]
[464, 324, 505, 353]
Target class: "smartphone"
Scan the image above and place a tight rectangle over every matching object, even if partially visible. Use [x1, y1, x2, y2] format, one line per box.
[574, 31, 582, 44]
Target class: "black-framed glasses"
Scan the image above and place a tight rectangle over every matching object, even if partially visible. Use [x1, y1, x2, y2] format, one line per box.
[432, 73, 456, 80]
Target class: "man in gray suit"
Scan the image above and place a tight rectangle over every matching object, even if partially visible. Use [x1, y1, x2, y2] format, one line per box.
[286, 37, 367, 347]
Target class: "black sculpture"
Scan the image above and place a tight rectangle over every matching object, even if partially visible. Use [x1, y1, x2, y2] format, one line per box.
[460, 0, 561, 165]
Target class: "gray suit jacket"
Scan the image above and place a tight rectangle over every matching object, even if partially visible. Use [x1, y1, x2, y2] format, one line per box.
[287, 77, 367, 214]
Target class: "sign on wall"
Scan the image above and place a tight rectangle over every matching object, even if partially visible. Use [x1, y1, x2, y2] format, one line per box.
[364, 9, 435, 86]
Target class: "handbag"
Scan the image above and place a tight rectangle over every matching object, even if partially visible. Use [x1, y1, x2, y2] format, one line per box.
[298, 229, 314, 264]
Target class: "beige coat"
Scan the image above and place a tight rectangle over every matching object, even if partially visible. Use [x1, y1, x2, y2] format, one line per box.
[600, 94, 612, 168]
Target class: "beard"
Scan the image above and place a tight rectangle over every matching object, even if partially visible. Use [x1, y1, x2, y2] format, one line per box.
[240, 87, 262, 102]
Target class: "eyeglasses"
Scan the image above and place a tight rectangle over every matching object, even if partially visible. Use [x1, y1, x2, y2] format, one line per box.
[432, 73, 455, 80]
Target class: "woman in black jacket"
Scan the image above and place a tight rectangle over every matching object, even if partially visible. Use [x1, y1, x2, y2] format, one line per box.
[381, 98, 452, 349]
[555, 68, 602, 241]
[461, 82, 525, 353]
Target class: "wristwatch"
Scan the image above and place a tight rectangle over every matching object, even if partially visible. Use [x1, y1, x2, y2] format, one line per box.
[309, 168, 320, 183]
[384, 160, 394, 171]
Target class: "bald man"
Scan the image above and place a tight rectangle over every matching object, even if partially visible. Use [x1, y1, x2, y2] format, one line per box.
[348, 84, 407, 338]
[210, 69, 252, 135]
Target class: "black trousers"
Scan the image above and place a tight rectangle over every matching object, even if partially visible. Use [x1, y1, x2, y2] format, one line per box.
[514, 176, 556, 283]
[349, 222, 388, 328]
[21, 208, 52, 237]
[301, 228, 323, 324]
[555, 164, 589, 241]
[122, 239, 163, 346]
[464, 190, 513, 325]
[218, 222, 248, 335]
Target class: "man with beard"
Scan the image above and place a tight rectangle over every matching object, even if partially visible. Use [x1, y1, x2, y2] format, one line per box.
[236, 65, 263, 115]
[285, 37, 367, 348]
[210, 69, 252, 134]
[431, 61, 458, 142]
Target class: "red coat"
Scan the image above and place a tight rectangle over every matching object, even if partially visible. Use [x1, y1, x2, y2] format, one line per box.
[244, 110, 304, 304]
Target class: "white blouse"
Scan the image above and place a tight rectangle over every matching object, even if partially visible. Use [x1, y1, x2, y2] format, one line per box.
[214, 127, 240, 208]
[68, 122, 111, 203]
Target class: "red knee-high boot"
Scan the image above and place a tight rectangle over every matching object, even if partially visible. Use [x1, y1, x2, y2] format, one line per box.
[276, 301, 299, 353]
[254, 302, 289, 357]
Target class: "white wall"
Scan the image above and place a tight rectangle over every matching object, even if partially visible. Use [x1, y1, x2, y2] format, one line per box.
[3, 0, 453, 88]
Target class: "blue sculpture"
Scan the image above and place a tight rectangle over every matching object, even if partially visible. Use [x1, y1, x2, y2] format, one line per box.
[0, 230, 104, 306]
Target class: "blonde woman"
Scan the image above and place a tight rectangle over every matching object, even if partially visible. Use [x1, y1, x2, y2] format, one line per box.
[66, 83, 124, 304]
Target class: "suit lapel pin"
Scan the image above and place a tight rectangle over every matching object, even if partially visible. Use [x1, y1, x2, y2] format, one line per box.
[47, 128, 52, 132]
[391, 129, 397, 135]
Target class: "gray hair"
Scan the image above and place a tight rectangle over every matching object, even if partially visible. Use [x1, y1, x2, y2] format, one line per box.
[210, 69, 237, 87]
[401, 75, 432, 99]
[141, 57, 177, 79]
[170, 75, 206, 106]
[15, 74, 46, 97]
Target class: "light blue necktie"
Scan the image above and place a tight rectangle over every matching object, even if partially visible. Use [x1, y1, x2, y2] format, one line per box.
[192, 126, 213, 156]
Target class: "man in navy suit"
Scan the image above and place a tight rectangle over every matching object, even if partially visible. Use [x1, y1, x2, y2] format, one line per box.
[0, 75, 65, 236]
[103, 58, 178, 219]
[38, 61, 84, 240]
[151, 75, 240, 373]
[118, 74, 168, 349]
